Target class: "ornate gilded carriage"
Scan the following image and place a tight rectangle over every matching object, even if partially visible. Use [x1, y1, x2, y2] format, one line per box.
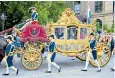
[3, 22, 48, 70]
[47, 8, 111, 67]
[0, 8, 111, 70]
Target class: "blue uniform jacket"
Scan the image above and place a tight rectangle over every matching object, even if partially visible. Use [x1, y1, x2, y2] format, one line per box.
[31, 12, 38, 21]
[90, 38, 96, 50]
[6, 43, 15, 56]
[49, 41, 56, 62]
[49, 42, 55, 52]
[5, 43, 15, 67]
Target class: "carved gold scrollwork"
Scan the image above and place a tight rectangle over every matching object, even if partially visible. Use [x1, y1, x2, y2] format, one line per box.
[55, 8, 81, 25]
[46, 22, 54, 36]
[56, 44, 85, 52]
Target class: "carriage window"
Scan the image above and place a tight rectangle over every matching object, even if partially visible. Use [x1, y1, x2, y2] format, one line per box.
[55, 28, 64, 39]
[80, 28, 88, 39]
[67, 27, 77, 40]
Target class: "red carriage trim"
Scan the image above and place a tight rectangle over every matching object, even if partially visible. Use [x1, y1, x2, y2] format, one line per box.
[20, 37, 48, 42]
[21, 23, 48, 42]
[31, 21, 39, 24]
[0, 28, 13, 34]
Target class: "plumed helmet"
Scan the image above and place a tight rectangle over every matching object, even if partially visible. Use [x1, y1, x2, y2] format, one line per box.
[7, 36, 13, 41]
[49, 34, 55, 39]
[90, 33, 94, 36]
[28, 7, 36, 13]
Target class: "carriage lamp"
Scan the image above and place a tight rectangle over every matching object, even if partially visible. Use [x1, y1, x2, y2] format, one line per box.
[1, 13, 7, 31]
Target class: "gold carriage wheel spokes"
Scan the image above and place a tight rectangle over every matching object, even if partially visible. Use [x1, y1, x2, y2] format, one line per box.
[101, 56, 108, 63]
[24, 60, 30, 66]
[81, 53, 86, 59]
[24, 54, 31, 60]
[90, 43, 111, 67]
[99, 57, 103, 65]
[77, 52, 87, 61]
[97, 43, 104, 51]
[29, 62, 37, 69]
[103, 47, 110, 54]
[22, 50, 43, 70]
[99, 46, 110, 64]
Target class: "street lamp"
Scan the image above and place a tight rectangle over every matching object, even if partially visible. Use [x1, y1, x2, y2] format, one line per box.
[1, 13, 7, 31]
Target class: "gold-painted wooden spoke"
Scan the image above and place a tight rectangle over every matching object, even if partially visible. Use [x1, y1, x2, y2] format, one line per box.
[27, 62, 37, 70]
[21, 50, 43, 70]
[23, 60, 30, 66]
[77, 52, 87, 61]
[99, 57, 103, 65]
[24, 54, 31, 60]
[90, 43, 111, 67]
[97, 44, 103, 52]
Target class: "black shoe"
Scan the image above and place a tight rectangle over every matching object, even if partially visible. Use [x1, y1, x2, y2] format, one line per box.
[58, 67, 61, 73]
[45, 71, 51, 73]
[16, 69, 19, 75]
[111, 68, 115, 71]
[97, 69, 101, 72]
[2, 73, 9, 76]
[43, 56, 47, 60]
[81, 69, 87, 71]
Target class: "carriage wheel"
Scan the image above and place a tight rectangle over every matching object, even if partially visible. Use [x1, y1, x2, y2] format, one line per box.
[90, 42, 111, 67]
[76, 45, 89, 61]
[77, 52, 87, 61]
[21, 49, 43, 70]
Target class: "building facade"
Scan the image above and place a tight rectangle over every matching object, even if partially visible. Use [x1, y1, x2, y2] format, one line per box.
[70, 1, 115, 29]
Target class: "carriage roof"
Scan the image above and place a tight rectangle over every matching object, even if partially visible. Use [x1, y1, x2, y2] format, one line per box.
[46, 8, 95, 36]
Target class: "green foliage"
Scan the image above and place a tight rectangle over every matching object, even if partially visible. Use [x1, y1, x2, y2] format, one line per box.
[103, 24, 114, 33]
[103, 24, 108, 31]
[35, 1, 68, 25]
[94, 21, 100, 32]
[94, 20, 114, 33]
[110, 24, 114, 33]
[0, 1, 36, 31]
[0, 1, 69, 31]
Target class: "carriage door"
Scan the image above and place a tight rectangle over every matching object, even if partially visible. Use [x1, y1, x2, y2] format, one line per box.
[54, 26, 66, 50]
[67, 26, 78, 40]
[66, 26, 78, 51]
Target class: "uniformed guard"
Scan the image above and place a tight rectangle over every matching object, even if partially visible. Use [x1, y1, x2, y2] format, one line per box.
[45, 35, 61, 73]
[2, 36, 19, 76]
[20, 7, 38, 30]
[29, 7, 38, 22]
[81, 33, 101, 72]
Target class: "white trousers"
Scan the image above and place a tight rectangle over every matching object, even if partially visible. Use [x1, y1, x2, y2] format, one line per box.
[113, 54, 115, 69]
[47, 53, 60, 71]
[84, 51, 100, 70]
[5, 60, 17, 74]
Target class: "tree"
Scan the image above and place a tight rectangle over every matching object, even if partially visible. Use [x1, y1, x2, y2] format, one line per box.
[0, 1, 36, 31]
[94, 21, 100, 32]
[110, 24, 114, 33]
[0, 1, 69, 31]
[103, 24, 114, 33]
[35, 1, 69, 25]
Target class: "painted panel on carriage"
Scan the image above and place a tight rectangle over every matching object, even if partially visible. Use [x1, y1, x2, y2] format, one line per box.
[67, 26, 78, 40]
[55, 28, 64, 39]
[80, 28, 88, 39]
[56, 44, 85, 51]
